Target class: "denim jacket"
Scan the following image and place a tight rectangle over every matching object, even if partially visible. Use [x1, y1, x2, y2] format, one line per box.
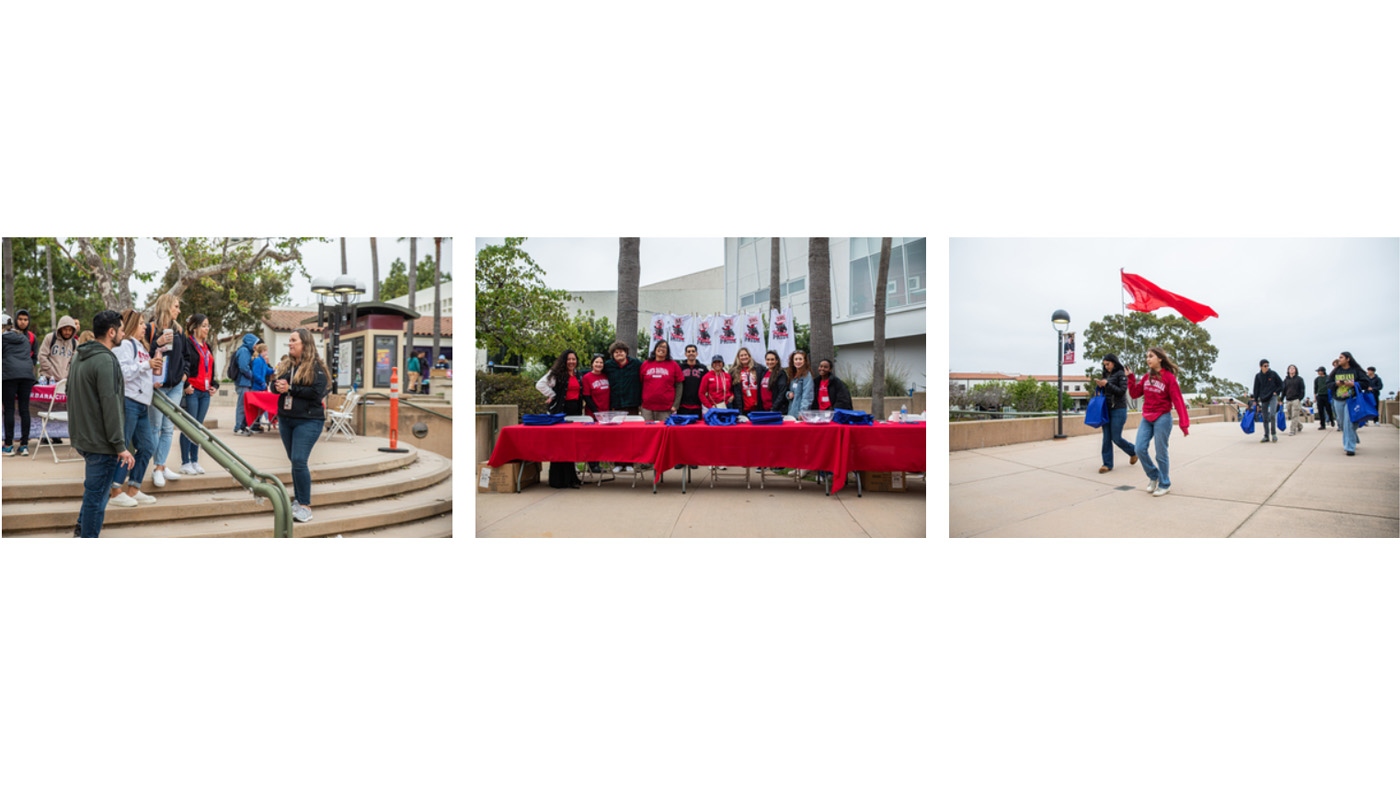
[787, 373, 814, 415]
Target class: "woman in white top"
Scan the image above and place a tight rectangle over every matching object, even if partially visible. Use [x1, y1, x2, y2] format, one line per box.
[109, 309, 162, 507]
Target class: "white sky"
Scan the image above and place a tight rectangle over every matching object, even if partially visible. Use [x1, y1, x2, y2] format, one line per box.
[473, 237, 723, 292]
[126, 237, 453, 308]
[950, 238, 1400, 391]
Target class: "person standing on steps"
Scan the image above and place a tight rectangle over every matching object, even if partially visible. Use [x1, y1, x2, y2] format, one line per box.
[1281, 365, 1306, 436]
[1127, 347, 1191, 497]
[1313, 367, 1334, 430]
[1251, 358, 1284, 443]
[179, 313, 217, 475]
[109, 309, 160, 508]
[1326, 351, 1369, 457]
[272, 328, 331, 523]
[67, 310, 136, 538]
[1094, 353, 1137, 473]
[144, 294, 190, 487]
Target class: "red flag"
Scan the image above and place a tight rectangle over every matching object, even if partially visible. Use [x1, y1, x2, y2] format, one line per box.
[1121, 270, 1218, 323]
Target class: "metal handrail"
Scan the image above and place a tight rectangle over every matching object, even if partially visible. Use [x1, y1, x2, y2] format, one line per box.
[150, 391, 294, 538]
[355, 391, 453, 421]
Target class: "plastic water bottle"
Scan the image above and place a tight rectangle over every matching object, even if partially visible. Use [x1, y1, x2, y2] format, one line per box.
[900, 403, 908, 423]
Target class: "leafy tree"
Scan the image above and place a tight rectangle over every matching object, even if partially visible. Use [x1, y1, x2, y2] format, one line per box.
[1201, 375, 1247, 399]
[1037, 381, 1072, 411]
[967, 381, 1008, 411]
[476, 237, 574, 366]
[1, 238, 109, 335]
[1008, 377, 1042, 412]
[381, 254, 450, 301]
[950, 381, 968, 409]
[536, 310, 616, 368]
[151, 244, 300, 343]
[1082, 312, 1218, 392]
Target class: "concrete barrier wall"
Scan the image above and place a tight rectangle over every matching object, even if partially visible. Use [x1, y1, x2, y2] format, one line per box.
[852, 391, 926, 415]
[476, 405, 520, 463]
[950, 405, 1228, 451]
[357, 401, 454, 459]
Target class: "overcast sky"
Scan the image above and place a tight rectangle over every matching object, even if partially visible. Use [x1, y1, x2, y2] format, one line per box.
[125, 237, 453, 308]
[950, 239, 1399, 391]
[474, 238, 724, 292]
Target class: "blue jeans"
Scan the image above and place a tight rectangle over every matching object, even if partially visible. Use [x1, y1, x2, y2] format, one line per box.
[1333, 398, 1357, 453]
[112, 397, 154, 488]
[148, 380, 185, 466]
[1135, 412, 1173, 488]
[180, 388, 211, 464]
[77, 451, 121, 537]
[279, 415, 321, 506]
[1101, 406, 1135, 468]
[234, 386, 249, 432]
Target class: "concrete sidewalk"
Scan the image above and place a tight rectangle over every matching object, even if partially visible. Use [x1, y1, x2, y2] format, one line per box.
[951, 421, 1399, 537]
[477, 468, 927, 537]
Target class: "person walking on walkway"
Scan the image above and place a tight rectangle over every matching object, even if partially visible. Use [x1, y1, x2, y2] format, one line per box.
[272, 328, 330, 523]
[603, 341, 642, 473]
[144, 294, 189, 486]
[2, 313, 37, 457]
[1365, 367, 1384, 418]
[407, 351, 422, 393]
[67, 310, 135, 537]
[1313, 367, 1334, 429]
[1252, 358, 1283, 443]
[535, 349, 584, 489]
[1327, 352, 1370, 457]
[179, 314, 217, 475]
[1282, 365, 1306, 436]
[1094, 353, 1137, 473]
[231, 332, 260, 436]
[109, 309, 159, 508]
[1127, 347, 1190, 497]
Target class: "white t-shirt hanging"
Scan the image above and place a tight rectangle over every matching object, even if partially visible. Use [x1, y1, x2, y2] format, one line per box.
[648, 313, 667, 356]
[666, 313, 694, 356]
[768, 306, 796, 364]
[741, 312, 764, 356]
[715, 314, 741, 365]
[695, 315, 718, 365]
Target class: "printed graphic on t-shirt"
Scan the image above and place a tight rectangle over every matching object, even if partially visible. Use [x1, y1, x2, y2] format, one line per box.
[1334, 371, 1357, 398]
[697, 321, 711, 345]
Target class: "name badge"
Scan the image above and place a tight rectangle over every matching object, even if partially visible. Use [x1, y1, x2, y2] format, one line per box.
[284, 394, 293, 410]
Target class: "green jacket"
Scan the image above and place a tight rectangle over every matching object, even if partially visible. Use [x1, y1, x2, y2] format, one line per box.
[67, 341, 127, 455]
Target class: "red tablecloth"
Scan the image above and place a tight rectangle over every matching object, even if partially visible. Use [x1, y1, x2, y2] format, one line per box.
[244, 390, 283, 426]
[488, 421, 666, 467]
[842, 422, 927, 474]
[30, 384, 67, 404]
[653, 422, 851, 490]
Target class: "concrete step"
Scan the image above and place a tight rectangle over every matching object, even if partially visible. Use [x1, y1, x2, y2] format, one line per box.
[6, 478, 454, 538]
[338, 513, 453, 538]
[1, 450, 451, 532]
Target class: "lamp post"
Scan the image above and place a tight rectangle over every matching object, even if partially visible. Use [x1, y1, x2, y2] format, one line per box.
[313, 275, 365, 391]
[1052, 309, 1070, 440]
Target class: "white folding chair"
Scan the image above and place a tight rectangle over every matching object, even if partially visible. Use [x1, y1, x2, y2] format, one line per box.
[323, 392, 359, 441]
[32, 379, 83, 463]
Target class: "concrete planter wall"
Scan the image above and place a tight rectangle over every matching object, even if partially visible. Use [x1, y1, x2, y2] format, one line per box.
[949, 405, 1229, 451]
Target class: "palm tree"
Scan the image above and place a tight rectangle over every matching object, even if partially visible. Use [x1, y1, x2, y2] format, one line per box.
[2, 238, 13, 319]
[769, 237, 781, 312]
[616, 238, 640, 346]
[807, 238, 833, 364]
[871, 237, 892, 418]
[370, 237, 380, 302]
[340, 237, 348, 275]
[432, 236, 443, 366]
[406, 237, 418, 392]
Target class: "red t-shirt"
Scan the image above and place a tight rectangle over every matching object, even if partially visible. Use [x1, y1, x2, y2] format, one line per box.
[817, 379, 832, 410]
[565, 373, 581, 401]
[760, 371, 772, 409]
[700, 371, 731, 408]
[740, 368, 758, 411]
[641, 360, 682, 411]
[188, 338, 214, 392]
[581, 372, 610, 416]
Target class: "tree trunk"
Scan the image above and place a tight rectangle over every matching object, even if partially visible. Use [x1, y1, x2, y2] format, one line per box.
[2, 238, 14, 320]
[405, 238, 417, 392]
[616, 238, 641, 347]
[807, 238, 833, 366]
[370, 237, 380, 302]
[432, 236, 443, 366]
[46, 245, 56, 330]
[769, 237, 781, 311]
[871, 237, 892, 419]
[340, 237, 348, 275]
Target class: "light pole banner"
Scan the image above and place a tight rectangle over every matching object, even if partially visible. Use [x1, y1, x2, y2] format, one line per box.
[648, 313, 667, 356]
[1062, 331, 1076, 365]
[715, 314, 740, 365]
[768, 306, 796, 363]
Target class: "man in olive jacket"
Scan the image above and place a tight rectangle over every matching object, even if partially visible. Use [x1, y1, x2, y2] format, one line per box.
[67, 310, 134, 538]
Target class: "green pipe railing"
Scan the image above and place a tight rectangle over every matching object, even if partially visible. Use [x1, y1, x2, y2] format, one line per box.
[150, 391, 294, 538]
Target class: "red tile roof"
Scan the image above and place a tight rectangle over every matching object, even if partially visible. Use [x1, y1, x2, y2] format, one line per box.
[263, 310, 325, 332]
[411, 316, 451, 336]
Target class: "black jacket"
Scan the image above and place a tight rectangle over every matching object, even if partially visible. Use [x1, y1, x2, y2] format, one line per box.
[602, 356, 642, 409]
[544, 371, 584, 415]
[145, 322, 191, 389]
[1102, 368, 1130, 410]
[1368, 373, 1383, 395]
[814, 374, 854, 411]
[677, 361, 708, 410]
[1282, 375, 1305, 401]
[272, 362, 331, 420]
[732, 366, 788, 413]
[1314, 374, 1330, 401]
[1252, 369, 1283, 402]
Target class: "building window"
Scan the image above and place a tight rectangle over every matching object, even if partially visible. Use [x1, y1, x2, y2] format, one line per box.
[849, 237, 925, 316]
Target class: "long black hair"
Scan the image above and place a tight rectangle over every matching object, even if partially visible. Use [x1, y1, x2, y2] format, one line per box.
[1101, 353, 1125, 375]
[549, 349, 578, 390]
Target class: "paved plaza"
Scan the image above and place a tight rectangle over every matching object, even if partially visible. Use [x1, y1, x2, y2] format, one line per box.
[951, 421, 1399, 537]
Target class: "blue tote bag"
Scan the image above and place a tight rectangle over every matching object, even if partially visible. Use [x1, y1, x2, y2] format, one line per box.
[1083, 389, 1107, 429]
[1276, 406, 1286, 430]
[1240, 408, 1256, 434]
[1346, 390, 1378, 428]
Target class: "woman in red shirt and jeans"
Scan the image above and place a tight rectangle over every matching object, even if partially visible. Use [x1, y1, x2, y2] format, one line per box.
[178, 314, 217, 475]
[1127, 347, 1191, 497]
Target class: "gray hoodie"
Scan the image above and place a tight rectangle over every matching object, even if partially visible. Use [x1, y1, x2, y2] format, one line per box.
[2, 329, 35, 381]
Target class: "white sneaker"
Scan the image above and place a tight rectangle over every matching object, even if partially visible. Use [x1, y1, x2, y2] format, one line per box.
[152, 469, 165, 488]
[1153, 484, 1172, 497]
[193, 462, 206, 475]
[180, 463, 198, 475]
[161, 467, 182, 482]
[133, 491, 157, 505]
[109, 493, 138, 508]
[1145, 478, 1158, 493]
[612, 465, 623, 473]
[624, 465, 635, 473]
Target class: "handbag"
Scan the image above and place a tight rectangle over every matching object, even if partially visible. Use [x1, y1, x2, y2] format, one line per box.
[1276, 405, 1286, 430]
[1084, 388, 1107, 429]
[1240, 408, 1256, 434]
[1346, 389, 1378, 428]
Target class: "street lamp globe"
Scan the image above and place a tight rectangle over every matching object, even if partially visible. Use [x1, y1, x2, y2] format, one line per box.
[311, 276, 336, 297]
[1052, 309, 1070, 329]
[333, 274, 361, 298]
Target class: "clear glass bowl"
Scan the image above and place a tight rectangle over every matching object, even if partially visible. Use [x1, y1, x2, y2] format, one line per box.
[594, 410, 629, 425]
[800, 409, 835, 423]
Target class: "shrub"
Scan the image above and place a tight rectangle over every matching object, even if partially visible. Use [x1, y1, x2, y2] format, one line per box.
[476, 371, 547, 415]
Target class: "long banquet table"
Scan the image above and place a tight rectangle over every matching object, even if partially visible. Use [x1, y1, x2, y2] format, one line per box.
[487, 420, 926, 496]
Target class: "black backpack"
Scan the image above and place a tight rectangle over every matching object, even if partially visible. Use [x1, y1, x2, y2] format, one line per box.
[227, 344, 248, 382]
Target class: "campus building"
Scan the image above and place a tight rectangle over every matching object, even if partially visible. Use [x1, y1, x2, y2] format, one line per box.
[949, 371, 1093, 409]
[726, 238, 927, 391]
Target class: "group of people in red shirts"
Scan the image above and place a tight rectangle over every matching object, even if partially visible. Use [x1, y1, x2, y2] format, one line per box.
[534, 339, 855, 488]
